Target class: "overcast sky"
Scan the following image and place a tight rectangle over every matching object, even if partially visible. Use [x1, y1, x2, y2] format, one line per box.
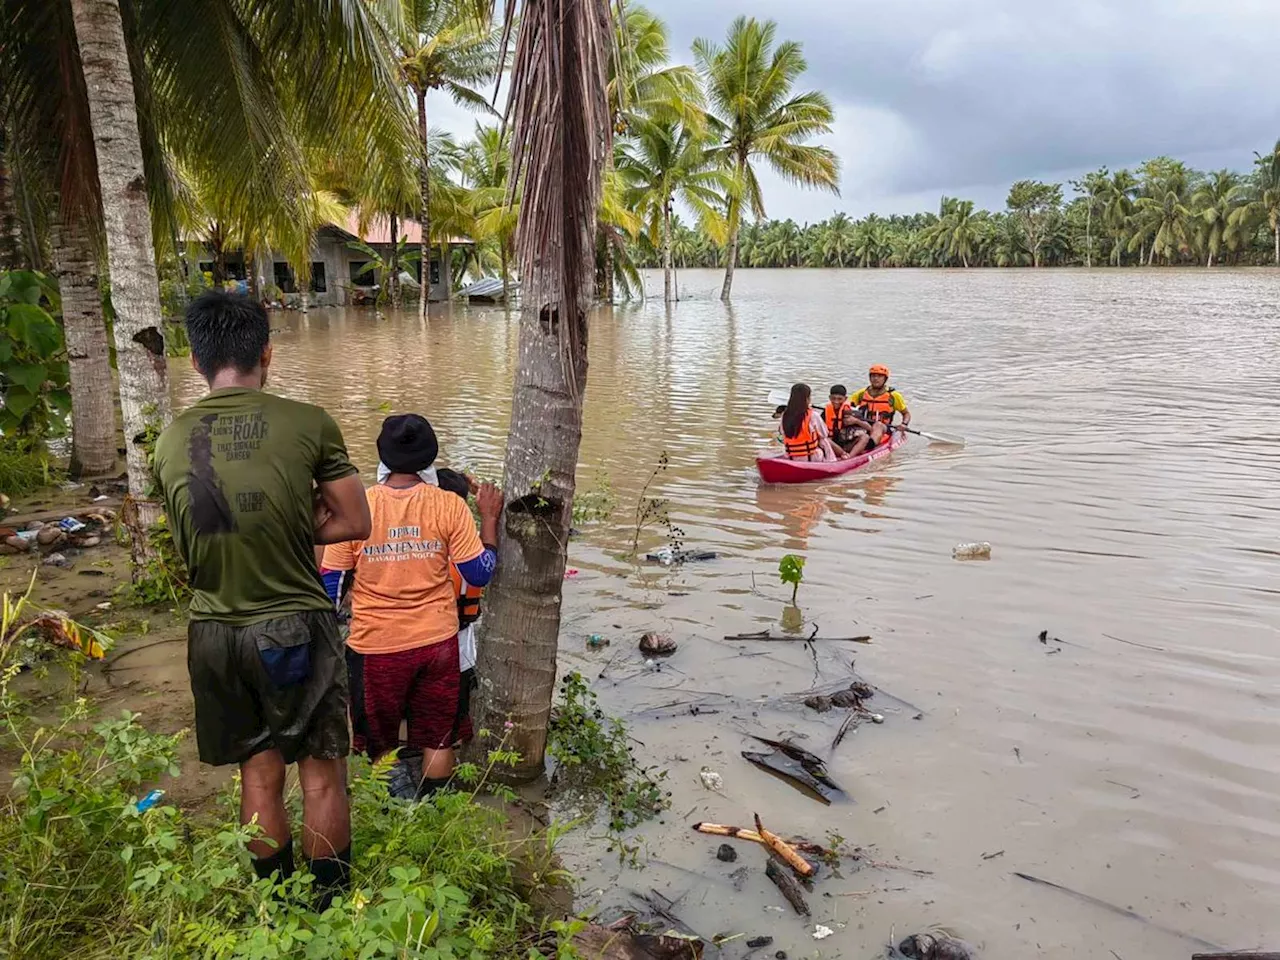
[428, 0, 1280, 222]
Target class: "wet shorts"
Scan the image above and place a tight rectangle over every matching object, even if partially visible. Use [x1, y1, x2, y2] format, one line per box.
[346, 636, 462, 759]
[187, 610, 349, 767]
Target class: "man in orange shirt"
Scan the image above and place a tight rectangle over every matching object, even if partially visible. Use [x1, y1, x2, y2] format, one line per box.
[321, 414, 501, 799]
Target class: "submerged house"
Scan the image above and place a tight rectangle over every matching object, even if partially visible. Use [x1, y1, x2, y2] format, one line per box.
[193, 214, 471, 305]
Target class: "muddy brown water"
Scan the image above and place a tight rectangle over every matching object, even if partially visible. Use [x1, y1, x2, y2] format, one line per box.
[157, 267, 1280, 955]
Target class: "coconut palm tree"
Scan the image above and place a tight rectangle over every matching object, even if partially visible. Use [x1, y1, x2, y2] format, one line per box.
[617, 116, 728, 300]
[926, 197, 983, 267]
[470, 0, 620, 782]
[1230, 141, 1280, 267]
[1129, 161, 1196, 265]
[611, 5, 700, 128]
[1070, 168, 1109, 268]
[464, 123, 518, 288]
[66, 0, 170, 518]
[391, 0, 501, 315]
[694, 17, 839, 300]
[1102, 170, 1139, 266]
[820, 213, 855, 267]
[5, 0, 417, 511]
[1192, 169, 1243, 267]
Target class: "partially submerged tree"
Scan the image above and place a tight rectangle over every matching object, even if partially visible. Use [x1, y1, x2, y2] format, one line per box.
[694, 16, 838, 301]
[618, 116, 727, 301]
[391, 0, 501, 315]
[472, 0, 618, 782]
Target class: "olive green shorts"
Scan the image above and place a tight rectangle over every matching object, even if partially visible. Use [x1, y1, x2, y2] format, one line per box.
[187, 610, 349, 766]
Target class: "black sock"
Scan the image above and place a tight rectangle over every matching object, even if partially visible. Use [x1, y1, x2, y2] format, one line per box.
[415, 776, 451, 800]
[309, 844, 352, 912]
[252, 838, 295, 882]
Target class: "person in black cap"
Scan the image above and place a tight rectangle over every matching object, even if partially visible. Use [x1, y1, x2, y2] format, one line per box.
[320, 414, 502, 799]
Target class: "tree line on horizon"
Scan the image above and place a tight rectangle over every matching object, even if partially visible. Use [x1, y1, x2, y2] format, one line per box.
[634, 149, 1280, 271]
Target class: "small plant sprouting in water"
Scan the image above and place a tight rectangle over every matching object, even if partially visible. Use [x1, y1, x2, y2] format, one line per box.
[630, 451, 685, 562]
[547, 671, 669, 861]
[779, 554, 806, 605]
[571, 469, 615, 527]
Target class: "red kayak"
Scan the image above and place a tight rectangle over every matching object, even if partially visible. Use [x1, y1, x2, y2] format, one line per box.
[756, 430, 907, 484]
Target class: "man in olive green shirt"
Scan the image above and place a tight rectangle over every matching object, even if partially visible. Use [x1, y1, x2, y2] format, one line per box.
[154, 291, 370, 904]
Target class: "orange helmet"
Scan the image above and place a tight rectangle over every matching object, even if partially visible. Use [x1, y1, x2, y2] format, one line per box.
[869, 364, 890, 377]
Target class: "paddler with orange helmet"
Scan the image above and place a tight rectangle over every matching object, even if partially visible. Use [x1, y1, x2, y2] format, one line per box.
[850, 364, 910, 449]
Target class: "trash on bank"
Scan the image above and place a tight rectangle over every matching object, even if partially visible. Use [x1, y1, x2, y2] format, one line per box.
[812, 925, 833, 940]
[741, 750, 845, 805]
[587, 634, 610, 649]
[699, 768, 723, 792]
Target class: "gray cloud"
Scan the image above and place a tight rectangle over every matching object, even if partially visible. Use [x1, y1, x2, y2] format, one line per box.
[425, 1, 1280, 221]
[647, 0, 1280, 218]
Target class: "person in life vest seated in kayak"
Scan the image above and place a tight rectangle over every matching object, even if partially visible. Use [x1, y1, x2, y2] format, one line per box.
[850, 364, 910, 450]
[824, 384, 873, 456]
[779, 383, 842, 461]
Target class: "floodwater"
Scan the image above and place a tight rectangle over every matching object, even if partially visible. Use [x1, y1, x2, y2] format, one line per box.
[171, 268, 1280, 957]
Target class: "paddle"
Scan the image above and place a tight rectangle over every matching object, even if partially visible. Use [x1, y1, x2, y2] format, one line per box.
[766, 389, 964, 446]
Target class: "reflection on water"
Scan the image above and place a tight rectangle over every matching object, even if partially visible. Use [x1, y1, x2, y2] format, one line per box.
[173, 268, 1280, 956]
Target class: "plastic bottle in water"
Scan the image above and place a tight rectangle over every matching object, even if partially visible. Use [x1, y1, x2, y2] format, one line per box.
[952, 541, 992, 560]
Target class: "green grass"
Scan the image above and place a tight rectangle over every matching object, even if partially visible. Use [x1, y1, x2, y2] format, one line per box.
[0, 591, 577, 960]
[0, 439, 54, 499]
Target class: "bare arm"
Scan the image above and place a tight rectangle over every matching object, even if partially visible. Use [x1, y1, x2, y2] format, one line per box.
[313, 474, 371, 544]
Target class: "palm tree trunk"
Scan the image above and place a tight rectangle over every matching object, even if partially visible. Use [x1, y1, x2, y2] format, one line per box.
[720, 155, 745, 302]
[1085, 205, 1092, 268]
[387, 213, 399, 307]
[53, 209, 117, 478]
[661, 201, 673, 302]
[0, 130, 26, 269]
[471, 0, 611, 783]
[247, 251, 260, 299]
[417, 87, 430, 317]
[69, 0, 171, 533]
[1274, 224, 1278, 267]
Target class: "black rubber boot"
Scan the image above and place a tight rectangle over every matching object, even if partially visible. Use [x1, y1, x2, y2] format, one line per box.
[309, 844, 351, 913]
[251, 838, 295, 883]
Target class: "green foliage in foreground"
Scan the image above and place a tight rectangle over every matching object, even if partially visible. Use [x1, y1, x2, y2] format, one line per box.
[0, 436, 55, 498]
[0, 270, 70, 440]
[0, 655, 574, 960]
[548, 671, 669, 856]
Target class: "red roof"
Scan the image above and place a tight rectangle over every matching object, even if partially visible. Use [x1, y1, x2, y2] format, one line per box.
[341, 213, 471, 246]
[346, 212, 422, 244]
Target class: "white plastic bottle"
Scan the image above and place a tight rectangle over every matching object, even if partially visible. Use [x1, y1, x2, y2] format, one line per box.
[952, 541, 992, 560]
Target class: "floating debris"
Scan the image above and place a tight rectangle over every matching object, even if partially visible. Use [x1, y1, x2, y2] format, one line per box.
[896, 933, 979, 959]
[639, 632, 678, 657]
[699, 768, 723, 792]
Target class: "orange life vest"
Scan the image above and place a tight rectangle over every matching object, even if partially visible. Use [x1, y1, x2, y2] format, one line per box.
[783, 413, 820, 460]
[824, 401, 852, 435]
[447, 565, 484, 627]
[857, 386, 898, 424]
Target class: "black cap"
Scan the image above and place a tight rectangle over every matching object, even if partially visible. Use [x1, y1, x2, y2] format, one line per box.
[377, 414, 438, 473]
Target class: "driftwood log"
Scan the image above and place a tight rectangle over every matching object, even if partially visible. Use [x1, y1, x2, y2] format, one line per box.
[764, 859, 810, 916]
